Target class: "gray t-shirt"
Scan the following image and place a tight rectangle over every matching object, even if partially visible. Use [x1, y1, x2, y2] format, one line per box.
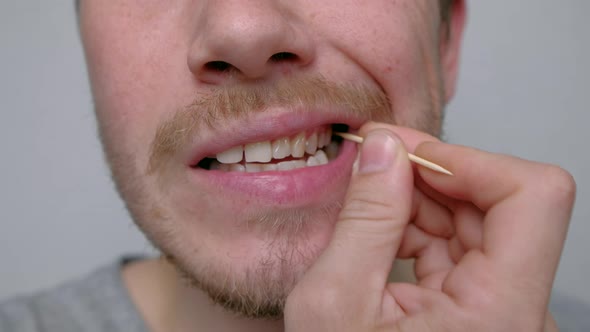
[1, 258, 589, 332]
[0, 258, 148, 332]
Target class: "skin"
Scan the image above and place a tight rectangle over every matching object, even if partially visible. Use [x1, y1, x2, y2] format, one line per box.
[78, 0, 573, 331]
[286, 123, 570, 331]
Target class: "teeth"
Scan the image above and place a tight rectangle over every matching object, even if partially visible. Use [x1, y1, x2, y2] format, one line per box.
[216, 145, 243, 164]
[210, 160, 233, 171]
[323, 127, 332, 147]
[210, 160, 222, 170]
[306, 156, 319, 167]
[306, 148, 330, 167]
[325, 142, 339, 160]
[245, 141, 272, 163]
[262, 163, 278, 172]
[305, 132, 318, 155]
[272, 137, 290, 159]
[315, 150, 329, 165]
[317, 132, 326, 148]
[291, 132, 306, 158]
[211, 127, 339, 171]
[245, 163, 263, 173]
[278, 160, 306, 171]
[230, 164, 246, 172]
[317, 132, 324, 148]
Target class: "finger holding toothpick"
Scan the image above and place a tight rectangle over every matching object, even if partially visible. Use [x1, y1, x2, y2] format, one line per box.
[333, 132, 453, 176]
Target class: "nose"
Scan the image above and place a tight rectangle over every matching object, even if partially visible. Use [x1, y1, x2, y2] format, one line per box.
[188, 1, 315, 83]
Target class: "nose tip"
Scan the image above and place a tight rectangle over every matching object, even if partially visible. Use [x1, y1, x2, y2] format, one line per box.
[187, 3, 314, 83]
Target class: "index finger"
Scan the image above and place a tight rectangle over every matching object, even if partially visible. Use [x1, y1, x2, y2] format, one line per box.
[415, 142, 575, 289]
[358, 122, 441, 153]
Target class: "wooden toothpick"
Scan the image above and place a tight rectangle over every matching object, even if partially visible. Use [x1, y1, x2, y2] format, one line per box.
[333, 132, 453, 176]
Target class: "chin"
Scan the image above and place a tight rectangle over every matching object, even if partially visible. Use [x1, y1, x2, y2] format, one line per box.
[134, 194, 343, 319]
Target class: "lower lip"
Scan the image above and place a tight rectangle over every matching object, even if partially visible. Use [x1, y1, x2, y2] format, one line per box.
[189, 141, 357, 206]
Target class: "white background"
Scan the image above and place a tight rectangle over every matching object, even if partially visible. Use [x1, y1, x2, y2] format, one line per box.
[1, 1, 588, 303]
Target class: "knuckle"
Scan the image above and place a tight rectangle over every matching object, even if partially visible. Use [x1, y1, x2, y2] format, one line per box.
[535, 165, 577, 206]
[341, 190, 395, 222]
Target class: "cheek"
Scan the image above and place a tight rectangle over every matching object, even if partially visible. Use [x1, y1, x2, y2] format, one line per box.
[314, 0, 443, 132]
[82, 5, 196, 171]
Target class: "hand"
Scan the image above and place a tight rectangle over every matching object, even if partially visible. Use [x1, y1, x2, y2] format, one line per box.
[284, 122, 574, 332]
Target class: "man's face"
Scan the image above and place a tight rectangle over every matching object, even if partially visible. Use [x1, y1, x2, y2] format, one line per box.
[79, 0, 460, 318]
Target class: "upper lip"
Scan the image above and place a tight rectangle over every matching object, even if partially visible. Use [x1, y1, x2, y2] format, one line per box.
[185, 107, 368, 167]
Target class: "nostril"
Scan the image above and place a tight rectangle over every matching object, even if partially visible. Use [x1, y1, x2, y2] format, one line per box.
[204, 60, 233, 72]
[269, 52, 298, 63]
[199, 52, 302, 80]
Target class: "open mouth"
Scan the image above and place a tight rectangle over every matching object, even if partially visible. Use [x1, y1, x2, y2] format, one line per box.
[195, 124, 349, 172]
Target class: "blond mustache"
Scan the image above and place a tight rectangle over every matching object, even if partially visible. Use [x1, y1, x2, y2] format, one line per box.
[147, 76, 394, 175]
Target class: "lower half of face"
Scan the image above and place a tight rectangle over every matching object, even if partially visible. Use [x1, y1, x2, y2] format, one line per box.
[82, 0, 449, 318]
[106, 123, 356, 317]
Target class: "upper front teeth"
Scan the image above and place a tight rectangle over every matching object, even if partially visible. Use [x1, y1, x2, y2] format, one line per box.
[272, 137, 290, 159]
[215, 127, 332, 164]
[291, 132, 306, 158]
[305, 132, 318, 155]
[245, 141, 272, 163]
[216, 145, 243, 164]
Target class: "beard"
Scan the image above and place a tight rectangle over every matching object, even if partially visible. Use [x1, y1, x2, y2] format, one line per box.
[97, 74, 443, 320]
[165, 206, 341, 319]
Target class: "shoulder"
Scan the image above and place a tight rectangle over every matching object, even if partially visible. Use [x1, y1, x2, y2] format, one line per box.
[0, 258, 148, 332]
[550, 292, 590, 332]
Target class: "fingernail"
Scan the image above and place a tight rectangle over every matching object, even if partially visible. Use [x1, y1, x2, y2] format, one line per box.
[358, 131, 399, 174]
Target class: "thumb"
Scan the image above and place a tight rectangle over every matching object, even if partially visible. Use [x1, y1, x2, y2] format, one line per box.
[313, 128, 414, 297]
